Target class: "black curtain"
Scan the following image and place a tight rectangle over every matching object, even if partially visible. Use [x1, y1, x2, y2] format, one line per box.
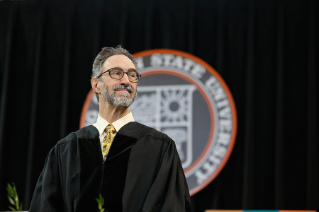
[0, 0, 318, 211]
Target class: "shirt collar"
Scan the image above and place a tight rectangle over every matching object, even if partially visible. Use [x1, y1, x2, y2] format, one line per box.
[93, 112, 134, 136]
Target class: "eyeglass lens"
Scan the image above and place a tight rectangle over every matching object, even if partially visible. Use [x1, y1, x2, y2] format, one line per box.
[110, 67, 140, 82]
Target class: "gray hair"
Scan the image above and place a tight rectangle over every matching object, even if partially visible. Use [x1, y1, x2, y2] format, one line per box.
[92, 45, 137, 102]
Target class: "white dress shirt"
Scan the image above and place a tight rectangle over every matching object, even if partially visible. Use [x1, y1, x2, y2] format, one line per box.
[93, 112, 135, 145]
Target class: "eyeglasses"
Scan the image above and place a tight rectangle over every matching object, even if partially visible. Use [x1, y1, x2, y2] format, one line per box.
[97, 67, 141, 83]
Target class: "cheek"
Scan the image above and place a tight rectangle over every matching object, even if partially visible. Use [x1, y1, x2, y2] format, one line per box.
[100, 82, 110, 93]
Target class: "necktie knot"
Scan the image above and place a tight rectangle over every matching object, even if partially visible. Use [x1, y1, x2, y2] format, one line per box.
[105, 124, 116, 134]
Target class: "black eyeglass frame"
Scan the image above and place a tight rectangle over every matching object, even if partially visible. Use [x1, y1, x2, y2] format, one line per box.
[97, 67, 142, 83]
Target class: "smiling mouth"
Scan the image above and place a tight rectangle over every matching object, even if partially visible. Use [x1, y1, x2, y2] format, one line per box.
[113, 85, 134, 94]
[115, 88, 132, 93]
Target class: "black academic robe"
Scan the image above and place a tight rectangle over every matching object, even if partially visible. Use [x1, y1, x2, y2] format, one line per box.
[29, 122, 193, 212]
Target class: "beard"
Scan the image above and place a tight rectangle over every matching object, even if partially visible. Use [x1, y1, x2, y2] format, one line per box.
[100, 83, 136, 108]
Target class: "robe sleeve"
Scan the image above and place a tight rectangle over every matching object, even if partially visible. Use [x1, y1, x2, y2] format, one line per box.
[29, 146, 64, 212]
[123, 135, 193, 212]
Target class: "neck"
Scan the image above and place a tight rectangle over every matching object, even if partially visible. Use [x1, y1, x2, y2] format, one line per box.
[99, 100, 130, 123]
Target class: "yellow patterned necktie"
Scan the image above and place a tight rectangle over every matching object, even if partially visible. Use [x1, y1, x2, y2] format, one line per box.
[101, 124, 116, 161]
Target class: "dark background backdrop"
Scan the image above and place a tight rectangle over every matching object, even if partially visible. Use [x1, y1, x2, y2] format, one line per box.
[0, 0, 318, 211]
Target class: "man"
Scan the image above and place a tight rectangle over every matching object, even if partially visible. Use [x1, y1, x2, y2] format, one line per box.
[29, 46, 193, 212]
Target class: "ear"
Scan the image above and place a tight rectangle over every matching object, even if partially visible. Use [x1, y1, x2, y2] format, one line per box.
[91, 78, 101, 94]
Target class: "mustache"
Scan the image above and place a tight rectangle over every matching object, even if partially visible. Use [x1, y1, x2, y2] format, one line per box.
[113, 85, 134, 93]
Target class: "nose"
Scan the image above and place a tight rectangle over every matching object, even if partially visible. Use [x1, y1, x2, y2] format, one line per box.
[119, 72, 130, 84]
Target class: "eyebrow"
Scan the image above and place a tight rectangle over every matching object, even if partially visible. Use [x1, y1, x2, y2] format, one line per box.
[109, 67, 137, 72]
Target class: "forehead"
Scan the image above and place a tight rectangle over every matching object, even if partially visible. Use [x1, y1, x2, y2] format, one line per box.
[102, 55, 136, 70]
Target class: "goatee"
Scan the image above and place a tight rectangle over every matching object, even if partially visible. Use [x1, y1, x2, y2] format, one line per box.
[101, 84, 136, 108]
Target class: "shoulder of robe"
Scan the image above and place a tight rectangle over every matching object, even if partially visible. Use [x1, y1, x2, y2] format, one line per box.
[121, 122, 173, 144]
[56, 125, 99, 145]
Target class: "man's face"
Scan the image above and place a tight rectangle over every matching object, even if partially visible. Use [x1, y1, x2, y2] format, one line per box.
[99, 55, 137, 108]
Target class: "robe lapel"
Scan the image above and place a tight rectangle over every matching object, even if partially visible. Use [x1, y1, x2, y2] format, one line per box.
[78, 125, 102, 163]
[76, 126, 103, 211]
[107, 133, 137, 161]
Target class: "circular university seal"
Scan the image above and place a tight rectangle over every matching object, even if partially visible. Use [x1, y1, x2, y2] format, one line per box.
[80, 49, 237, 196]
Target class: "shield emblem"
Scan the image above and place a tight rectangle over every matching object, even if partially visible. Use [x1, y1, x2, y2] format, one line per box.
[130, 85, 196, 168]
